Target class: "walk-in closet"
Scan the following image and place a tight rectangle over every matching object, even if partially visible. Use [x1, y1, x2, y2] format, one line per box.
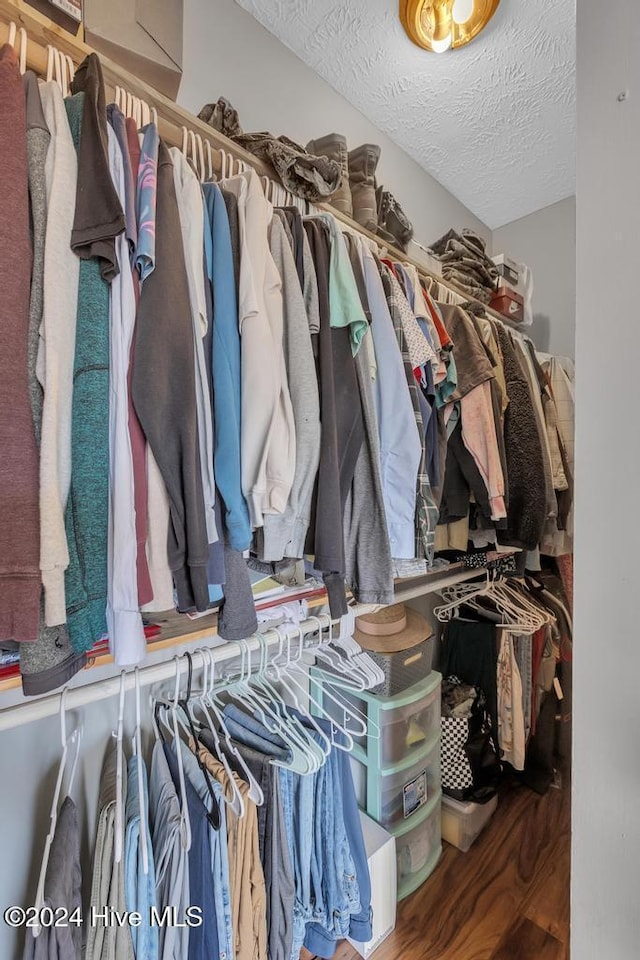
[0, 0, 634, 958]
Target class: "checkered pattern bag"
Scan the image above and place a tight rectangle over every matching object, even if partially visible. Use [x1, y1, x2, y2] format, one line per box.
[441, 716, 474, 792]
[441, 675, 501, 802]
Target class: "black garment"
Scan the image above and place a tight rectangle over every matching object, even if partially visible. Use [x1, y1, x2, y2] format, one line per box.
[519, 687, 556, 794]
[439, 418, 492, 525]
[221, 188, 240, 300]
[441, 619, 499, 753]
[69, 53, 125, 280]
[494, 324, 547, 550]
[279, 206, 305, 288]
[303, 219, 364, 616]
[133, 141, 210, 612]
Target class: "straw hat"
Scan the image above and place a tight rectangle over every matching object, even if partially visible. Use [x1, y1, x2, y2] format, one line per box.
[354, 603, 433, 654]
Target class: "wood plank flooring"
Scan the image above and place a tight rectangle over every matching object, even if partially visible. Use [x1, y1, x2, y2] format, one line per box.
[330, 777, 570, 960]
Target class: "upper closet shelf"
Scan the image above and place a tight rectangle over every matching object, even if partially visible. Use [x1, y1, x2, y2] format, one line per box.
[0, 0, 526, 339]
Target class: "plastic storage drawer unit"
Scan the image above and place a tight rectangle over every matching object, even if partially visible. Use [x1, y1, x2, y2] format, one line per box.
[309, 671, 442, 768]
[441, 794, 498, 852]
[379, 678, 441, 766]
[394, 791, 442, 899]
[350, 735, 441, 827]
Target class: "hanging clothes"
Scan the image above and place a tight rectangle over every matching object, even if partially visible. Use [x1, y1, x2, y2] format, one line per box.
[148, 741, 190, 960]
[86, 744, 135, 960]
[22, 796, 82, 960]
[258, 211, 320, 563]
[133, 141, 210, 614]
[0, 44, 40, 644]
[63, 90, 112, 655]
[105, 115, 146, 665]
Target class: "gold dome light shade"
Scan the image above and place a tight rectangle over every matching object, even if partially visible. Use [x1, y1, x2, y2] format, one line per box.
[400, 0, 500, 53]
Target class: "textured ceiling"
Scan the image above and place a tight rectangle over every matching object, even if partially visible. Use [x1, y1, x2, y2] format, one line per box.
[234, 0, 576, 229]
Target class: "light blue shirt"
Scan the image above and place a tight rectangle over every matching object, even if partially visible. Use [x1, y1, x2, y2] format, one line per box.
[359, 242, 421, 559]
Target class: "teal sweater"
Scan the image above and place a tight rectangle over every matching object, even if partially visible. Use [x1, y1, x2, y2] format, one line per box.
[63, 93, 110, 653]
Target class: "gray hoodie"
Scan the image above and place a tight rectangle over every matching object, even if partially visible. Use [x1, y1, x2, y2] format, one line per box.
[259, 214, 320, 561]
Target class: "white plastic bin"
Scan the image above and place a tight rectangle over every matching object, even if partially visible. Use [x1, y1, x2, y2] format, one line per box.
[441, 793, 498, 852]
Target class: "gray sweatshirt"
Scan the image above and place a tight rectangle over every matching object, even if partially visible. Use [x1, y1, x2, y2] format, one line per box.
[259, 214, 320, 561]
[133, 142, 210, 612]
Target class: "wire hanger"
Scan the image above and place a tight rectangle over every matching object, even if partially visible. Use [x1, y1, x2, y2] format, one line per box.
[32, 688, 83, 938]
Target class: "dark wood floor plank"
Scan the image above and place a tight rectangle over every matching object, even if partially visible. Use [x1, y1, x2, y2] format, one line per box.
[490, 917, 565, 960]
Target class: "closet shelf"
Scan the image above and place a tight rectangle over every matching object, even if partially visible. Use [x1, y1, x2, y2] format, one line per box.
[0, 0, 527, 339]
[0, 587, 329, 694]
[393, 563, 481, 604]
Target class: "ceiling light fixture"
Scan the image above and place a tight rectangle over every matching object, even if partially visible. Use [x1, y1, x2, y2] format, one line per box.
[400, 0, 500, 53]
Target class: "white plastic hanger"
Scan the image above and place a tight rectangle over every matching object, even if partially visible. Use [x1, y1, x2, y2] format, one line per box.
[205, 141, 214, 181]
[131, 668, 149, 876]
[9, 24, 27, 74]
[170, 657, 192, 851]
[267, 627, 333, 756]
[290, 621, 370, 738]
[193, 646, 245, 818]
[194, 133, 205, 181]
[435, 570, 493, 622]
[225, 639, 317, 774]
[208, 647, 265, 806]
[32, 688, 83, 938]
[280, 627, 355, 751]
[253, 631, 329, 766]
[114, 671, 127, 864]
[221, 148, 230, 180]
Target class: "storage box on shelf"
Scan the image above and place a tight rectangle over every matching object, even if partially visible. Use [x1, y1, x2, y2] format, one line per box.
[368, 633, 435, 697]
[441, 793, 498, 852]
[310, 670, 443, 900]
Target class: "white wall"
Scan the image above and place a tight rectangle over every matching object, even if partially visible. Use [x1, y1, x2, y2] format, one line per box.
[493, 197, 576, 358]
[572, 2, 640, 958]
[177, 0, 491, 248]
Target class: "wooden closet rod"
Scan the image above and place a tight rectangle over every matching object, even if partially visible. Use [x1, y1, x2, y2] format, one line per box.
[0, 0, 527, 338]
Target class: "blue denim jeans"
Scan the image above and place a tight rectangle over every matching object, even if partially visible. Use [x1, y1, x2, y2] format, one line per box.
[222, 704, 292, 763]
[279, 765, 315, 960]
[303, 720, 372, 958]
[125, 755, 159, 960]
